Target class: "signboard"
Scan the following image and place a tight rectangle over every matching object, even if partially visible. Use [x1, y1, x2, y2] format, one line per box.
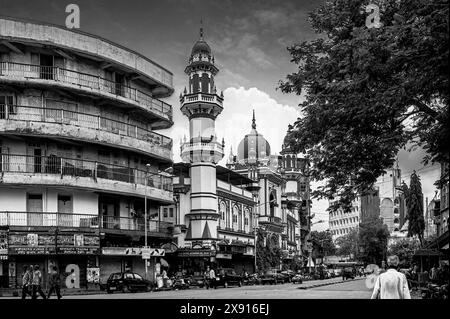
[216, 253, 232, 259]
[101, 247, 165, 257]
[0, 229, 8, 260]
[8, 232, 56, 255]
[56, 233, 100, 255]
[177, 249, 216, 258]
[142, 248, 151, 259]
[87, 267, 100, 283]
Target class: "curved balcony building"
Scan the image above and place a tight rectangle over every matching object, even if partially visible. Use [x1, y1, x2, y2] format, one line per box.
[0, 17, 174, 287]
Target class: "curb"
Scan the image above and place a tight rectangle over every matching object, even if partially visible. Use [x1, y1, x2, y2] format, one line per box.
[297, 277, 365, 290]
[0, 289, 105, 298]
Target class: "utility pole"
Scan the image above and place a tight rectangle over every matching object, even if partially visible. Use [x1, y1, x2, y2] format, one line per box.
[144, 163, 151, 280]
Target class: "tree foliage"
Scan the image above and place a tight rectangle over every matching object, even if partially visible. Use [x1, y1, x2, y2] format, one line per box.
[335, 228, 359, 257]
[387, 237, 421, 266]
[279, 0, 449, 211]
[310, 230, 336, 257]
[401, 171, 426, 245]
[358, 217, 390, 264]
[256, 228, 283, 272]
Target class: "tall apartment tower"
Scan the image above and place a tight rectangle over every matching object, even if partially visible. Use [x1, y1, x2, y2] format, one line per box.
[179, 27, 225, 246]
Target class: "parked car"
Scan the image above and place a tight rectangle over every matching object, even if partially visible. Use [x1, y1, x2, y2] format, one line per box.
[276, 270, 292, 283]
[342, 267, 355, 280]
[280, 270, 295, 282]
[258, 271, 279, 285]
[214, 269, 243, 288]
[106, 272, 152, 293]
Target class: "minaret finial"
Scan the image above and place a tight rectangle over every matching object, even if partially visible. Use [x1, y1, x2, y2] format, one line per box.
[200, 18, 204, 40]
[252, 109, 256, 129]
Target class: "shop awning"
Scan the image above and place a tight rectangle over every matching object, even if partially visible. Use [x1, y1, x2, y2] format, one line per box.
[414, 249, 445, 257]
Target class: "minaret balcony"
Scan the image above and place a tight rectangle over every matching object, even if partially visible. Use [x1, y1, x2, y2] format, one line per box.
[180, 141, 224, 164]
[180, 93, 223, 108]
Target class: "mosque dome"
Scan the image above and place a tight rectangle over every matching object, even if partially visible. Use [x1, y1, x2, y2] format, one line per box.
[236, 110, 271, 165]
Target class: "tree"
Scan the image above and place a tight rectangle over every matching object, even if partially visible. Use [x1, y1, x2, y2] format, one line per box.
[310, 230, 336, 258]
[358, 217, 390, 264]
[335, 228, 358, 257]
[279, 0, 449, 211]
[256, 228, 283, 273]
[388, 237, 421, 267]
[401, 171, 426, 245]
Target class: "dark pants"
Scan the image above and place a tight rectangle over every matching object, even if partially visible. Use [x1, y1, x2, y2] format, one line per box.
[47, 285, 62, 299]
[21, 285, 32, 299]
[32, 285, 46, 299]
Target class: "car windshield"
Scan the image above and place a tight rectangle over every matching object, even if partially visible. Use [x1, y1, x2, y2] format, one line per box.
[134, 274, 143, 280]
[110, 273, 122, 280]
[124, 273, 134, 279]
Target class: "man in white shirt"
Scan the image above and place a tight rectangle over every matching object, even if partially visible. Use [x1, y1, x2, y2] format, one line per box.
[371, 255, 411, 299]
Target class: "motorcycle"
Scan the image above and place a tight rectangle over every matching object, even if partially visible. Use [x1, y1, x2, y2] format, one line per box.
[421, 283, 448, 299]
[242, 273, 259, 286]
[171, 276, 190, 290]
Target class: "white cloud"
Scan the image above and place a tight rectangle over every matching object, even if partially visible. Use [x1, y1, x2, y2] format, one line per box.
[216, 87, 301, 165]
[168, 86, 301, 164]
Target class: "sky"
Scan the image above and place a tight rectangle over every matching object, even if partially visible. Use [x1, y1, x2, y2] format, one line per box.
[0, 0, 442, 231]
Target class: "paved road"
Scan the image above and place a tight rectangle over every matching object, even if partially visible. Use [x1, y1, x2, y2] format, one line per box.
[64, 278, 373, 299]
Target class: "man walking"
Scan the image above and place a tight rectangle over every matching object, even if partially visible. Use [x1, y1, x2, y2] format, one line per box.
[21, 265, 32, 299]
[371, 255, 411, 299]
[31, 265, 46, 299]
[204, 266, 216, 289]
[47, 266, 62, 299]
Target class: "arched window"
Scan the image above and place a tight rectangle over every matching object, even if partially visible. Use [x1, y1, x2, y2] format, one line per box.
[269, 192, 276, 217]
[244, 208, 250, 233]
[232, 205, 239, 231]
[238, 206, 243, 231]
[219, 201, 226, 229]
[394, 218, 399, 224]
[226, 202, 231, 228]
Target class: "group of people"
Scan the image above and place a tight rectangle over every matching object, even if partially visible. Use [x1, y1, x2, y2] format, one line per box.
[21, 265, 62, 300]
[406, 263, 449, 288]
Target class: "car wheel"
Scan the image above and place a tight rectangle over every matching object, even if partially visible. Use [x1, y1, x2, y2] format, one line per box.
[122, 285, 131, 293]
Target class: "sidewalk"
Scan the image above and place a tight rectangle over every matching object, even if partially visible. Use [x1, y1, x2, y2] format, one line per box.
[0, 288, 105, 298]
[296, 276, 364, 289]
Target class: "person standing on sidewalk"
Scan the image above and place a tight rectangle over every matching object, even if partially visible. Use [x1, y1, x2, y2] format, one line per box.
[370, 255, 411, 299]
[47, 266, 62, 299]
[31, 265, 46, 300]
[21, 265, 33, 299]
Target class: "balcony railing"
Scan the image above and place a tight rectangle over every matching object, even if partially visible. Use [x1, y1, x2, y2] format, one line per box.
[0, 211, 172, 234]
[0, 61, 172, 121]
[217, 225, 253, 235]
[0, 154, 172, 191]
[180, 141, 224, 154]
[180, 93, 223, 106]
[259, 216, 283, 225]
[0, 105, 172, 152]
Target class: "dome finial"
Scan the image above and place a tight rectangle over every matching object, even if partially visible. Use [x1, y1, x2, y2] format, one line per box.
[200, 18, 204, 40]
[252, 109, 256, 129]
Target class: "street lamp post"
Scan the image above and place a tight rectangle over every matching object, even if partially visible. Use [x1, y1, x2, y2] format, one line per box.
[144, 163, 151, 279]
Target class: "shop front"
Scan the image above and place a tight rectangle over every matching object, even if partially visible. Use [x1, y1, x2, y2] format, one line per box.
[176, 248, 216, 276]
[99, 247, 166, 283]
[6, 230, 100, 289]
[216, 242, 254, 274]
